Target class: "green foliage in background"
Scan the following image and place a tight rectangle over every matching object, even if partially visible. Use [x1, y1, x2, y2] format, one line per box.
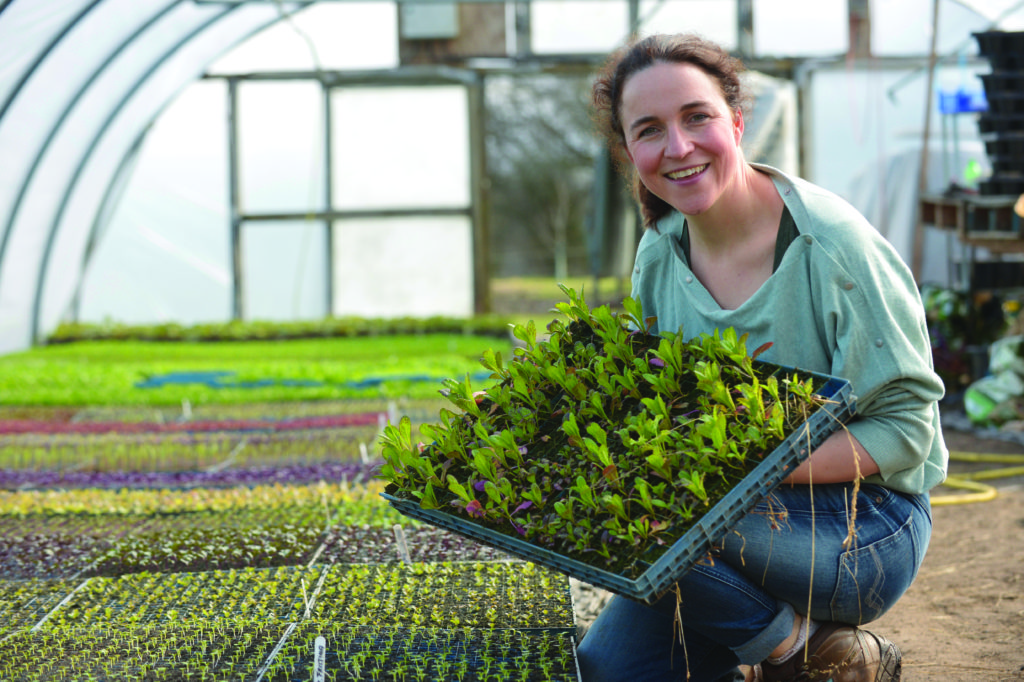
[0, 335, 513, 407]
[45, 315, 514, 345]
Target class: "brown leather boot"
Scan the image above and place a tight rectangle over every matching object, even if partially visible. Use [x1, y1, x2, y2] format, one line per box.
[760, 623, 902, 682]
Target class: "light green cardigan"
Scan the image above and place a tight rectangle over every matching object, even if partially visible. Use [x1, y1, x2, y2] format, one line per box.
[630, 165, 948, 495]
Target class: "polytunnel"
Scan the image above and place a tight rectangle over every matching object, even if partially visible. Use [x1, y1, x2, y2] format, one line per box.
[0, 0, 486, 355]
[0, 0, 338, 355]
[3, 0, 1024, 357]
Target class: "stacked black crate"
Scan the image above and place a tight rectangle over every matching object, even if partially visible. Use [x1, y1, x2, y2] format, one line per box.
[975, 31, 1024, 196]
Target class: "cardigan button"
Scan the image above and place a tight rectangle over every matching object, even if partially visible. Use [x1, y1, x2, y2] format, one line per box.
[843, 281, 854, 291]
[685, 275, 693, 283]
[875, 339, 884, 348]
[803, 235, 812, 245]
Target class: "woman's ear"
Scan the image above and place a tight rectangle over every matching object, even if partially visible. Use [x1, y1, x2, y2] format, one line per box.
[733, 108, 745, 144]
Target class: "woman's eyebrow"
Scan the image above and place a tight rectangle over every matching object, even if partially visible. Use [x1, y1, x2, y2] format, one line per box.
[628, 114, 658, 132]
[627, 100, 709, 132]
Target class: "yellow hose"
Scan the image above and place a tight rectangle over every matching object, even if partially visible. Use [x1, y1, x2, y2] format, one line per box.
[930, 450, 1024, 506]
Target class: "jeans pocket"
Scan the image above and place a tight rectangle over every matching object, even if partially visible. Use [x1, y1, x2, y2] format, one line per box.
[829, 512, 917, 625]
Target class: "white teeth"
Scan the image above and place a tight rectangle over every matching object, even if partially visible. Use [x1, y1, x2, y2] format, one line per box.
[667, 164, 707, 180]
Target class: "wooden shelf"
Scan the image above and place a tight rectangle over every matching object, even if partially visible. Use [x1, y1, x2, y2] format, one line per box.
[920, 194, 1024, 253]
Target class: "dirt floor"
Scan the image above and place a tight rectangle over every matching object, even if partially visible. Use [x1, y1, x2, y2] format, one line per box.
[870, 422, 1024, 682]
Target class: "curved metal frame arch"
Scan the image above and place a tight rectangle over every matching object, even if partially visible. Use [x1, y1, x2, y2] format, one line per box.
[28, 2, 251, 344]
[0, 0, 104, 122]
[67, 132, 148, 322]
[62, 5, 311, 329]
[0, 0, 184, 285]
[0, 0, 106, 266]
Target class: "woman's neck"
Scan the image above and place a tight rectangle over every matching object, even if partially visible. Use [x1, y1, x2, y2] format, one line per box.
[682, 165, 786, 310]
[686, 164, 782, 252]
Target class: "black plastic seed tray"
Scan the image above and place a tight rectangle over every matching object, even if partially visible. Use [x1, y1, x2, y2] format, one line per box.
[383, 370, 856, 604]
[986, 133, 1024, 155]
[980, 172, 1024, 196]
[986, 93, 1024, 117]
[978, 113, 1024, 136]
[985, 135, 1024, 172]
[981, 72, 1024, 98]
[974, 31, 1024, 70]
[989, 156, 1024, 174]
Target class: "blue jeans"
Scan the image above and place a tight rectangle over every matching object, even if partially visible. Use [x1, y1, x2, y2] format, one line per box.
[576, 482, 932, 682]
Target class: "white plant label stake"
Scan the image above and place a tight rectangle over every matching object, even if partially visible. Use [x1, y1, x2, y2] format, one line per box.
[314, 636, 326, 682]
[393, 524, 412, 564]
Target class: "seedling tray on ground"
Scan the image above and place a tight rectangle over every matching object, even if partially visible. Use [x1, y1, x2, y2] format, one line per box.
[383, 369, 855, 604]
[256, 624, 581, 682]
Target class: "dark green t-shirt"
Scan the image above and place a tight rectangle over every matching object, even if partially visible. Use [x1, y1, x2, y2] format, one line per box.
[679, 206, 799, 274]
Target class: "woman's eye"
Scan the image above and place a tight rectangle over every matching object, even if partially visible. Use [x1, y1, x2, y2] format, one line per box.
[689, 113, 710, 124]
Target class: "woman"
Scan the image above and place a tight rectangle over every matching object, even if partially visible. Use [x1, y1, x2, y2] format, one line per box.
[577, 33, 948, 682]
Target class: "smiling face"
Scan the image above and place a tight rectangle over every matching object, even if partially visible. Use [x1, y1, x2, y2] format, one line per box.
[620, 60, 745, 218]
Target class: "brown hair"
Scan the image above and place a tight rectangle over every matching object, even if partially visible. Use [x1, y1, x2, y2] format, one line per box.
[592, 33, 747, 228]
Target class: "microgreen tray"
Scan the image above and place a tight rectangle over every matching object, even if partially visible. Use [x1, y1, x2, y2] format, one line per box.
[383, 369, 855, 604]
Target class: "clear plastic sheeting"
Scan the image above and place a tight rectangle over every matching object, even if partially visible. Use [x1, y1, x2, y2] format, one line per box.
[75, 79, 234, 326]
[0, 0, 303, 354]
[4, 0, 1024, 357]
[331, 86, 470, 210]
[244, 221, 329, 321]
[238, 80, 325, 214]
[332, 216, 474, 318]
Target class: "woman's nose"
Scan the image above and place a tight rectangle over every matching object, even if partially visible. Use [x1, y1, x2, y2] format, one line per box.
[665, 125, 693, 157]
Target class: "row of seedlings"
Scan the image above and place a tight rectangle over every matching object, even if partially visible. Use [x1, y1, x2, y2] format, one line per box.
[0, 563, 578, 679]
[0, 401, 583, 679]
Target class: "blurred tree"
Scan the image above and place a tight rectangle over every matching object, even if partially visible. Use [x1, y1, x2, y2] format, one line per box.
[485, 72, 600, 278]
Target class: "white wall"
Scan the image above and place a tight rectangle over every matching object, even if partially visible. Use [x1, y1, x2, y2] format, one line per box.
[803, 60, 992, 287]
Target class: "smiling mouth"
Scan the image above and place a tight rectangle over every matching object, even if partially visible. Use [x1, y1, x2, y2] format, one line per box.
[666, 164, 707, 180]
